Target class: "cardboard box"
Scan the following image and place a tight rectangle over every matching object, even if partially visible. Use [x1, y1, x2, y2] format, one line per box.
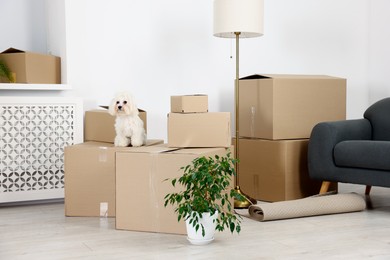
[171, 95, 208, 113]
[237, 138, 336, 202]
[116, 145, 231, 235]
[239, 74, 346, 139]
[64, 140, 163, 217]
[0, 47, 61, 84]
[167, 112, 231, 148]
[84, 108, 147, 143]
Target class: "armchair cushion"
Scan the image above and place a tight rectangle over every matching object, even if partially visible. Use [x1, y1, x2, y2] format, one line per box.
[364, 97, 390, 141]
[334, 140, 390, 171]
[308, 119, 372, 180]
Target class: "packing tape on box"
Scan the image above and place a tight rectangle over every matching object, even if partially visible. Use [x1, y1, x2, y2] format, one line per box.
[100, 202, 108, 217]
[253, 174, 259, 195]
[250, 106, 256, 137]
[149, 153, 161, 231]
[99, 146, 108, 162]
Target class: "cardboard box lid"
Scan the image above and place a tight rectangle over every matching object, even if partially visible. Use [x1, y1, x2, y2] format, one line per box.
[67, 139, 163, 150]
[99, 106, 146, 113]
[116, 144, 179, 154]
[1, 47, 25, 54]
[240, 74, 344, 80]
[115, 145, 230, 157]
[168, 147, 231, 155]
[171, 94, 207, 97]
[0, 47, 59, 57]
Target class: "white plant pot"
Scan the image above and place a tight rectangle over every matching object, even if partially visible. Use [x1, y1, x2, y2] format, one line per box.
[185, 211, 218, 245]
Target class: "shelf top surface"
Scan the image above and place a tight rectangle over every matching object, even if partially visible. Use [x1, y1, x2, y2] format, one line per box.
[0, 83, 71, 90]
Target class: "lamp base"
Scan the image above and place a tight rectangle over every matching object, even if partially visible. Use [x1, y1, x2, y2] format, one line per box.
[234, 185, 257, 209]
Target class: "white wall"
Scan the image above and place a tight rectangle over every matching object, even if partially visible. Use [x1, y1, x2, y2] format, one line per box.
[3, 0, 386, 142]
[0, 0, 47, 53]
[367, 0, 390, 104]
[45, 0, 67, 83]
[63, 0, 371, 141]
[242, 0, 370, 118]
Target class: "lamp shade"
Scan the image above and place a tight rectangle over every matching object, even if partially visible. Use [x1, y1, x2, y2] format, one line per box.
[213, 0, 264, 38]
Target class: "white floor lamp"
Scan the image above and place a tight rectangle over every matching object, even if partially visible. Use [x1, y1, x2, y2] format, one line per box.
[213, 0, 264, 209]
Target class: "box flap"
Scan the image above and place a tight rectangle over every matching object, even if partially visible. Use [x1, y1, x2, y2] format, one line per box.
[171, 94, 207, 97]
[68, 142, 116, 148]
[68, 139, 163, 149]
[169, 147, 230, 155]
[1, 47, 25, 54]
[116, 144, 179, 154]
[240, 74, 271, 80]
[240, 74, 343, 80]
[99, 105, 146, 113]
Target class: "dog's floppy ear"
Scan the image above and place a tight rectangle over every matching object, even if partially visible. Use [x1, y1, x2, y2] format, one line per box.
[108, 97, 117, 116]
[124, 93, 139, 116]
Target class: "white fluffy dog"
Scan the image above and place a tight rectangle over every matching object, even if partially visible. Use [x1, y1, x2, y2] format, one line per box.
[108, 92, 146, 147]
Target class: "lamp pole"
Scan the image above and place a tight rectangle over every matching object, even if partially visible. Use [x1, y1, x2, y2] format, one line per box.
[233, 32, 257, 209]
[213, 0, 264, 209]
[234, 32, 240, 186]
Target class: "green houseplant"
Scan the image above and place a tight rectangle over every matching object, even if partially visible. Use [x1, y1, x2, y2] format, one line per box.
[0, 60, 14, 83]
[164, 151, 244, 243]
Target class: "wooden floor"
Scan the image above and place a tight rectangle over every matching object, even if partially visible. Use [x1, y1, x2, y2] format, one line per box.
[1, 183, 390, 259]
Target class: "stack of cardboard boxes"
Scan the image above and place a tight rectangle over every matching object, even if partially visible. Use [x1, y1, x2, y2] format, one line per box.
[115, 94, 232, 234]
[64, 108, 160, 217]
[237, 74, 346, 202]
[65, 95, 233, 235]
[168, 95, 231, 148]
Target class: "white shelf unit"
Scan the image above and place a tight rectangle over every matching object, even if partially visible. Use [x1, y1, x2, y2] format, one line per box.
[0, 96, 83, 203]
[0, 83, 71, 91]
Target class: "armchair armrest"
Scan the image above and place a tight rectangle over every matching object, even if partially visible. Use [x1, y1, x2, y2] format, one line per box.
[308, 119, 372, 181]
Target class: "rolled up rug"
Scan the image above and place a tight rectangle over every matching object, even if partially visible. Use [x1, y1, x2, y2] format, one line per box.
[248, 193, 366, 222]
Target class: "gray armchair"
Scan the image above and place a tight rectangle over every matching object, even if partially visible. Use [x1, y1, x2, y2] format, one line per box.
[308, 97, 390, 194]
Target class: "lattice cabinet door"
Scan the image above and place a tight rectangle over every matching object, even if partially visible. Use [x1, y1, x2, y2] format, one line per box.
[0, 97, 83, 203]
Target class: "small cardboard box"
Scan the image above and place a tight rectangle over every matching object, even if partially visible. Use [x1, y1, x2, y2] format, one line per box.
[237, 138, 336, 202]
[171, 95, 208, 113]
[64, 140, 163, 217]
[0, 47, 61, 84]
[167, 112, 231, 148]
[116, 145, 231, 235]
[84, 108, 147, 143]
[239, 74, 346, 139]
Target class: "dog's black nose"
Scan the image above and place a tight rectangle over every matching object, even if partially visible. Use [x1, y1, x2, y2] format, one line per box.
[118, 106, 122, 110]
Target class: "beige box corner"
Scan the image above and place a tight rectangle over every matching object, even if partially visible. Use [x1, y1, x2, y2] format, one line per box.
[239, 74, 346, 140]
[64, 140, 163, 217]
[171, 95, 208, 113]
[167, 112, 231, 148]
[84, 108, 147, 143]
[237, 138, 336, 202]
[0, 47, 61, 84]
[115, 146, 231, 235]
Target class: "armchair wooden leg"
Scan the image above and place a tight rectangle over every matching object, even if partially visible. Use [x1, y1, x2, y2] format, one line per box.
[365, 185, 372, 195]
[319, 181, 331, 194]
